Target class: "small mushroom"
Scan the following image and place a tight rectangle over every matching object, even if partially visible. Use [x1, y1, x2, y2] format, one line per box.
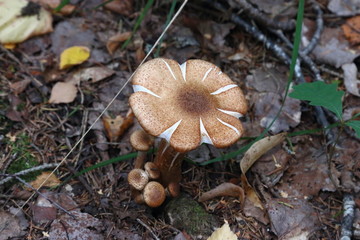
[143, 181, 166, 208]
[144, 162, 160, 180]
[129, 58, 247, 203]
[130, 129, 154, 168]
[127, 169, 149, 191]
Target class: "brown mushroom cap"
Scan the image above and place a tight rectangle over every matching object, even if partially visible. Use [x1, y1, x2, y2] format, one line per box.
[130, 129, 154, 151]
[127, 169, 149, 190]
[144, 162, 160, 180]
[143, 181, 166, 208]
[129, 58, 247, 152]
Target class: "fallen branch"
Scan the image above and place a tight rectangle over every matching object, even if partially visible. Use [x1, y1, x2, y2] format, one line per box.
[0, 163, 58, 186]
[228, 0, 295, 31]
[341, 193, 355, 240]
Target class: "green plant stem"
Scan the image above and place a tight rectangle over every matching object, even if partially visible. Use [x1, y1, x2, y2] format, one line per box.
[154, 0, 178, 57]
[121, 0, 155, 50]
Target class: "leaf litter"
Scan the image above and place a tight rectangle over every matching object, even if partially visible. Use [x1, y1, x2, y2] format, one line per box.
[0, 0, 360, 239]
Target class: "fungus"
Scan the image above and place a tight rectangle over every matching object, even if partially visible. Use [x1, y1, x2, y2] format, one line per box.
[127, 168, 149, 191]
[143, 181, 166, 208]
[130, 129, 154, 169]
[129, 58, 247, 206]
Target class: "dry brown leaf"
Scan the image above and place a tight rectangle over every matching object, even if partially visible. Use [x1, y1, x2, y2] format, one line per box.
[342, 63, 360, 97]
[102, 115, 124, 142]
[67, 66, 115, 84]
[198, 182, 245, 205]
[30, 172, 61, 189]
[32, 0, 76, 15]
[48, 82, 77, 104]
[103, 0, 133, 16]
[240, 133, 287, 174]
[241, 175, 264, 210]
[342, 16, 360, 45]
[10, 79, 31, 95]
[106, 32, 132, 55]
[0, 211, 22, 239]
[103, 109, 134, 142]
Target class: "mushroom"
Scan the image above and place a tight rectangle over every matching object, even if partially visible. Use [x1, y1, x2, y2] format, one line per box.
[144, 162, 160, 180]
[128, 168, 149, 191]
[129, 58, 247, 205]
[130, 129, 154, 169]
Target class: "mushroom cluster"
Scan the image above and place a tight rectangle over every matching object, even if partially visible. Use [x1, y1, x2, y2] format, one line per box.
[128, 58, 247, 207]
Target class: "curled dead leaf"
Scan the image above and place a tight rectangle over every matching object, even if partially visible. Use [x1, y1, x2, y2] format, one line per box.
[102, 109, 134, 142]
[198, 182, 245, 206]
[106, 32, 132, 55]
[0, 0, 53, 44]
[240, 133, 287, 174]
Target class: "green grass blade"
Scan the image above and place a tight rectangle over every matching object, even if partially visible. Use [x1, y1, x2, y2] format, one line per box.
[54, 0, 70, 12]
[121, 0, 154, 50]
[154, 0, 178, 57]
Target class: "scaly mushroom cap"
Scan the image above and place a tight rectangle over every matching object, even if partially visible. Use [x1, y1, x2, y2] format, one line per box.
[128, 169, 149, 190]
[129, 58, 247, 153]
[130, 129, 154, 151]
[143, 181, 166, 208]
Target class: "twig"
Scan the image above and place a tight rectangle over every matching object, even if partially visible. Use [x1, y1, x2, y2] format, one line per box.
[137, 218, 160, 240]
[211, 2, 304, 81]
[13, 176, 76, 219]
[0, 163, 58, 186]
[270, 29, 323, 82]
[301, 1, 323, 55]
[340, 193, 355, 240]
[230, 0, 295, 31]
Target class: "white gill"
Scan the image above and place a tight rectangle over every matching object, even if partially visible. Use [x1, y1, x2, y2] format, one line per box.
[161, 59, 177, 80]
[158, 119, 182, 142]
[210, 84, 238, 95]
[217, 118, 240, 136]
[201, 67, 213, 82]
[133, 85, 161, 98]
[217, 108, 243, 118]
[200, 118, 213, 145]
[179, 62, 187, 81]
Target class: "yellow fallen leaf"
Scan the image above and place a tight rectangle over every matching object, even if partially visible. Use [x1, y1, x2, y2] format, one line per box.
[59, 46, 90, 70]
[0, 0, 53, 44]
[30, 172, 60, 189]
[207, 220, 237, 240]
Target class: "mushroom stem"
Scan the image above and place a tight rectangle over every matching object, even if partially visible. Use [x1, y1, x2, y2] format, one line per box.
[134, 152, 147, 169]
[153, 139, 185, 193]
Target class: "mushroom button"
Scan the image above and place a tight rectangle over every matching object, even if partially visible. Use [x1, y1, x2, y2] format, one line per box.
[129, 58, 247, 153]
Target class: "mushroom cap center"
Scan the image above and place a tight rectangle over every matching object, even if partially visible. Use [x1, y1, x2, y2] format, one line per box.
[176, 85, 214, 115]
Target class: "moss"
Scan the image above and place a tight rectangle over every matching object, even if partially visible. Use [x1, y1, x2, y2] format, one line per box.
[6, 133, 40, 182]
[164, 194, 219, 238]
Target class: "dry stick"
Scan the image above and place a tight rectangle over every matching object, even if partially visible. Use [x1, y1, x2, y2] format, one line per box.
[137, 218, 160, 240]
[13, 176, 76, 219]
[16, 0, 189, 216]
[301, 1, 323, 56]
[232, 0, 295, 31]
[341, 193, 355, 240]
[270, 30, 323, 82]
[0, 163, 58, 186]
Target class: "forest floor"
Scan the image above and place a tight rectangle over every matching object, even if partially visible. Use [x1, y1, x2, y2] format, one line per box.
[1, 0, 360, 239]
